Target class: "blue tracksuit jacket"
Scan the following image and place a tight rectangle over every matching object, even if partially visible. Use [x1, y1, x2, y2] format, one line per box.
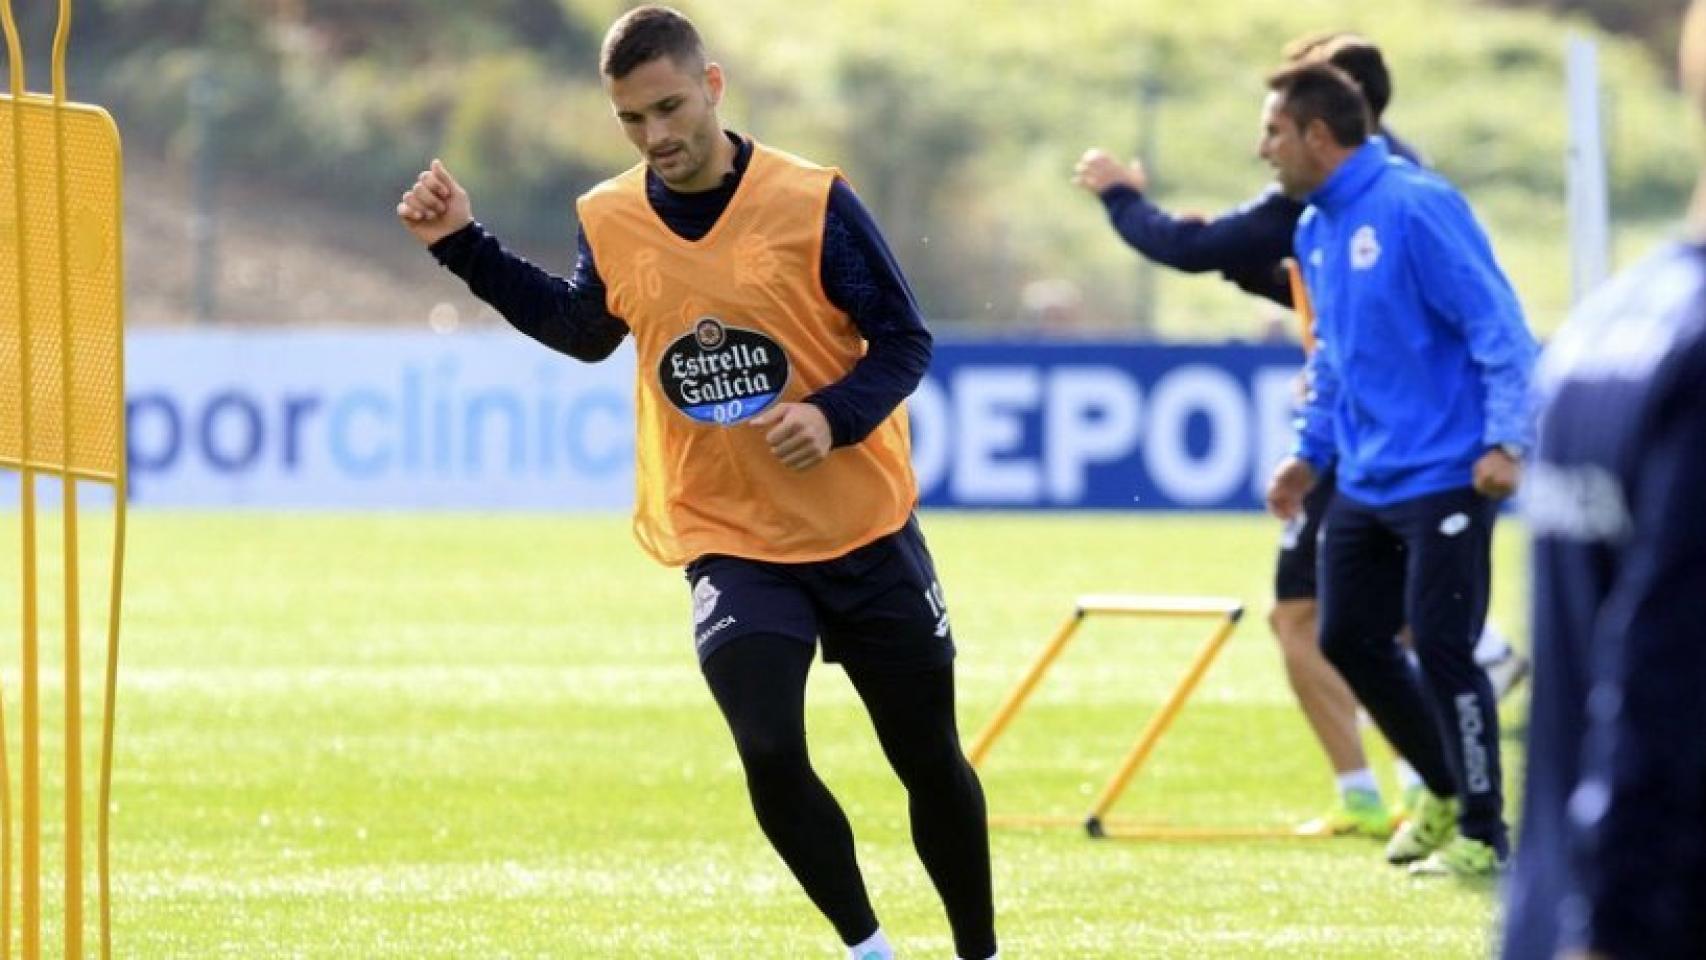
[1293, 137, 1537, 506]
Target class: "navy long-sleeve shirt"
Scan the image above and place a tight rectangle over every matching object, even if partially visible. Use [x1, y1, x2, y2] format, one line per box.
[1503, 241, 1706, 959]
[430, 132, 930, 448]
[1096, 129, 1424, 307]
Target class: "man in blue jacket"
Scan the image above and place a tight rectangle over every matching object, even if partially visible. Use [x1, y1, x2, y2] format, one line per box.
[1263, 63, 1537, 877]
[1502, 2, 1706, 953]
[1076, 34, 1527, 841]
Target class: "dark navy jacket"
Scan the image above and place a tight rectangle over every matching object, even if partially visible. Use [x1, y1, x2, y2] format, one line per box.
[1096, 130, 1423, 306]
[430, 132, 929, 448]
[1503, 242, 1706, 959]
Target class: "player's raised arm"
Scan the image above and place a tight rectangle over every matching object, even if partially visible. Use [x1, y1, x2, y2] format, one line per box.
[398, 158, 628, 362]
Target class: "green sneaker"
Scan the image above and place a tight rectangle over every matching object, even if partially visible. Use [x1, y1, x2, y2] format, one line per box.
[1385, 791, 1457, 864]
[1395, 784, 1425, 820]
[1388, 783, 1425, 832]
[1408, 835, 1506, 878]
[1294, 789, 1393, 839]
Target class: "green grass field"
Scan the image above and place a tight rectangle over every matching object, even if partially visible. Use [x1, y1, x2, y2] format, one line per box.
[0, 510, 1529, 958]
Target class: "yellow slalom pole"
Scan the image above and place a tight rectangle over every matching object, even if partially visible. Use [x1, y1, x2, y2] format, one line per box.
[52, 0, 87, 954]
[0, 4, 21, 953]
[2, 0, 41, 953]
[97, 469, 122, 960]
[1088, 823, 1301, 842]
[965, 609, 1085, 768]
[1084, 608, 1243, 837]
[98, 67, 128, 958]
[97, 99, 127, 960]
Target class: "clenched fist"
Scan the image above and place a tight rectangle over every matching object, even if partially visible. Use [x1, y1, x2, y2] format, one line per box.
[1265, 456, 1317, 521]
[751, 402, 832, 471]
[1073, 148, 1149, 195]
[396, 159, 474, 247]
[1472, 447, 1522, 500]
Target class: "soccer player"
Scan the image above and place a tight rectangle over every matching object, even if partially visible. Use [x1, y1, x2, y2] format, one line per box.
[1262, 63, 1537, 877]
[1502, 2, 1706, 954]
[394, 8, 997, 959]
[1073, 35, 1517, 840]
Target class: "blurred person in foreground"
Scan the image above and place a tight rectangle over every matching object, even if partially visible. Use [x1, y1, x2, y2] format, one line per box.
[1075, 33, 1524, 841]
[1501, 2, 1706, 955]
[394, 7, 996, 959]
[1262, 63, 1538, 877]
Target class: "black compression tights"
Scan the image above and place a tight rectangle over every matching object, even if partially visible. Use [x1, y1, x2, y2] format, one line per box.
[702, 634, 996, 960]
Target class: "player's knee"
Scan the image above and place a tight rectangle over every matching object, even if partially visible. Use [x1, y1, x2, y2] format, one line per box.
[1276, 637, 1320, 678]
[888, 734, 972, 791]
[1407, 634, 1475, 680]
[1315, 620, 1358, 670]
[1269, 602, 1317, 653]
[733, 729, 809, 784]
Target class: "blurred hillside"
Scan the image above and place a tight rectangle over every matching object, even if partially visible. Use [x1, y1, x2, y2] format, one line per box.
[1489, 0, 1681, 58]
[6, 0, 1698, 336]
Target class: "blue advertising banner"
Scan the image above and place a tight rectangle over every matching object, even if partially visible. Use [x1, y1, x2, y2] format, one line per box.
[120, 331, 634, 509]
[0, 332, 1307, 511]
[912, 341, 1305, 510]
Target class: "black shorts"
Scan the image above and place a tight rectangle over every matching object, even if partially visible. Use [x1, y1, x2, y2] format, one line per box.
[682, 515, 957, 675]
[1274, 463, 1338, 602]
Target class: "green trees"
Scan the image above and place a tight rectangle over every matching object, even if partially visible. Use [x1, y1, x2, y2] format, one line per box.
[20, 0, 1695, 334]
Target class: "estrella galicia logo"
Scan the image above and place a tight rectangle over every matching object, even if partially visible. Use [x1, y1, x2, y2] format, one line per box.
[694, 317, 726, 350]
[659, 317, 790, 425]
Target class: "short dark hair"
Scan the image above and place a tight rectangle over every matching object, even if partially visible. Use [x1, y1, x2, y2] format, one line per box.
[1321, 36, 1392, 119]
[599, 6, 706, 80]
[1282, 32, 1394, 121]
[1267, 62, 1371, 149]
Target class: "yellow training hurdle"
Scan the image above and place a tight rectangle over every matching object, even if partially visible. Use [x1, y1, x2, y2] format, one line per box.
[2, 0, 127, 956]
[967, 595, 1317, 841]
